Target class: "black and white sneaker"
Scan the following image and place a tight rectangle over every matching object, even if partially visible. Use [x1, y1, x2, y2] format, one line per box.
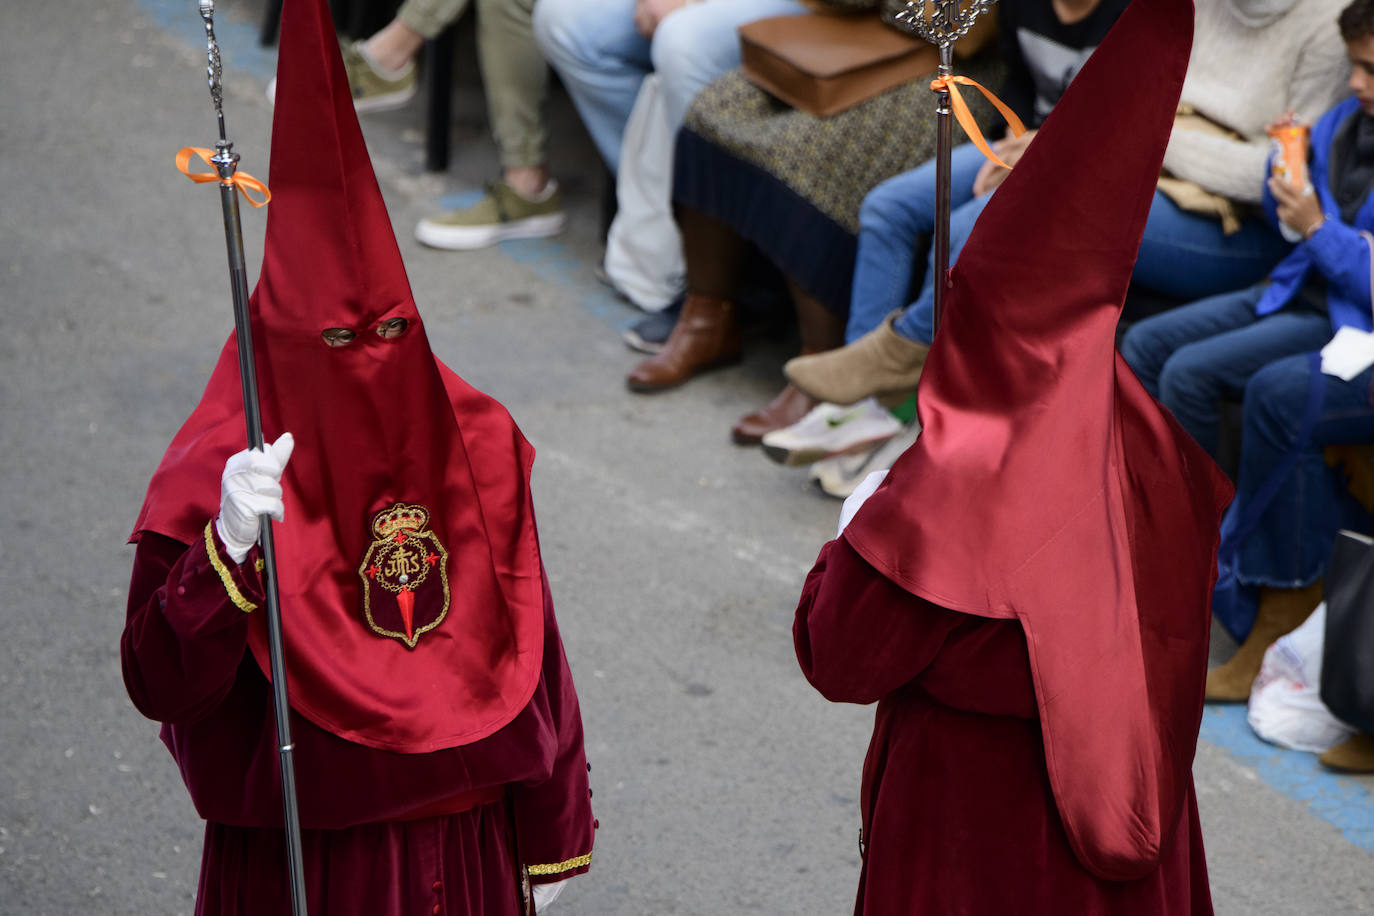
[622, 299, 682, 355]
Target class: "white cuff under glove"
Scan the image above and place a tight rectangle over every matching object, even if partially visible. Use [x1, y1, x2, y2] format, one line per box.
[532, 878, 567, 910]
[215, 432, 295, 564]
[837, 469, 888, 537]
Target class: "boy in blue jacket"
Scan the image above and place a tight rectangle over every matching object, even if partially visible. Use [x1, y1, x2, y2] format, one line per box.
[1123, 0, 1374, 717]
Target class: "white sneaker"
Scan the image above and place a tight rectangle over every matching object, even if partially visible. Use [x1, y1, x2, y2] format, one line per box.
[810, 421, 921, 499]
[761, 398, 901, 467]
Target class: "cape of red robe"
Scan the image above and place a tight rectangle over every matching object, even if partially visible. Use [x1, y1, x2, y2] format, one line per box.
[795, 538, 1213, 915]
[123, 528, 595, 916]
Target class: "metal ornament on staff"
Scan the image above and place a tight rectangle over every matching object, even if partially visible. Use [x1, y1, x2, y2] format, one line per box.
[893, 0, 997, 336]
[193, 3, 310, 915]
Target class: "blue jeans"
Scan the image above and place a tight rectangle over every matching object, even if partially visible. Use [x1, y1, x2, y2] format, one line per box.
[845, 142, 988, 343]
[1230, 357, 1374, 587]
[850, 181, 1294, 346]
[1133, 194, 1292, 300]
[532, 0, 806, 172]
[1119, 285, 1332, 457]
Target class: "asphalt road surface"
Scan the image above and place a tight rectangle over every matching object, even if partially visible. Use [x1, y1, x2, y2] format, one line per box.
[2, 1, 1371, 913]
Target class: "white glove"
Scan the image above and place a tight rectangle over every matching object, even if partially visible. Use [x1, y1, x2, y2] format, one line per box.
[532, 878, 567, 910]
[215, 433, 294, 564]
[837, 469, 888, 537]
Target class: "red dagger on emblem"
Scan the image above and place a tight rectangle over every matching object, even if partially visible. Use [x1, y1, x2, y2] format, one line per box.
[397, 587, 415, 643]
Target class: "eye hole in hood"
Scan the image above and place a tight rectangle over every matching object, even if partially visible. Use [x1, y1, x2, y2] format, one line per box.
[321, 327, 357, 347]
[376, 317, 409, 339]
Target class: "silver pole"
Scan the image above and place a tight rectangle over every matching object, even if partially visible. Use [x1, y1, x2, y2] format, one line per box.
[932, 43, 954, 333]
[893, 0, 995, 337]
[196, 4, 309, 914]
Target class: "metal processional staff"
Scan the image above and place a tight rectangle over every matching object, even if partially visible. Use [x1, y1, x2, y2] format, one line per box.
[893, 0, 999, 336]
[185, 3, 309, 914]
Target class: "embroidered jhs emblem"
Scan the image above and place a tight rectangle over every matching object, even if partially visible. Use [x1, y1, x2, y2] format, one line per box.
[358, 503, 450, 649]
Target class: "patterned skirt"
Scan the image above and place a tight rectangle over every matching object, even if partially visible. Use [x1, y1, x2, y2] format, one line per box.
[675, 53, 1006, 313]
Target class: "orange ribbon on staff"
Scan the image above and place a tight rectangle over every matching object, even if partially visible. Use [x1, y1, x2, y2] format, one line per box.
[175, 147, 272, 207]
[930, 75, 1028, 172]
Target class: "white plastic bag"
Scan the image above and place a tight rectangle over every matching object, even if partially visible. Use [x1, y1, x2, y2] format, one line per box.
[603, 74, 685, 312]
[1247, 603, 1357, 752]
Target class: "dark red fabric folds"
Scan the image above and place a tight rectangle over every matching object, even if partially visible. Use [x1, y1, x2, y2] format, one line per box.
[796, 539, 1214, 913]
[129, 0, 544, 753]
[195, 805, 521, 916]
[841, 0, 1234, 882]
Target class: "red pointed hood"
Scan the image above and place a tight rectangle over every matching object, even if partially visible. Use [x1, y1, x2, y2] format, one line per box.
[131, 0, 544, 753]
[844, 0, 1232, 880]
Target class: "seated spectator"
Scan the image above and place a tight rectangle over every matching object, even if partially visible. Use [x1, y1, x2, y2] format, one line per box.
[785, 0, 1352, 410]
[1204, 358, 1374, 701]
[1121, 14, 1373, 459]
[269, 0, 565, 250]
[624, 0, 1003, 444]
[1125, 0, 1374, 701]
[764, 0, 1130, 465]
[532, 0, 811, 173]
[534, 0, 812, 339]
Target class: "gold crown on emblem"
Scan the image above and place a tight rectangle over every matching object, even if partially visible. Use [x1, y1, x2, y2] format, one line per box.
[371, 503, 430, 539]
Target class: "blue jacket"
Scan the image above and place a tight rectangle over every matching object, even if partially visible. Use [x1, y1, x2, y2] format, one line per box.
[1259, 96, 1374, 333]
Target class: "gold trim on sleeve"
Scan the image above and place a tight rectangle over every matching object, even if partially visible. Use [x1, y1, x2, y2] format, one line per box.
[204, 521, 259, 614]
[527, 851, 593, 876]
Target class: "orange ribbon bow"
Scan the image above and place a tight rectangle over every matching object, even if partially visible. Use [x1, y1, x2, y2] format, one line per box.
[930, 75, 1028, 172]
[175, 147, 272, 207]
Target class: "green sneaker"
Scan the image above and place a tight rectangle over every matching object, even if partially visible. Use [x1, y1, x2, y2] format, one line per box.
[266, 40, 416, 113]
[340, 40, 417, 113]
[415, 180, 566, 251]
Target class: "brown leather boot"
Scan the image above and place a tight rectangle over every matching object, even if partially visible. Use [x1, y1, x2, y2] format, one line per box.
[1204, 581, 1324, 702]
[731, 383, 818, 445]
[1319, 732, 1374, 772]
[784, 313, 930, 406]
[626, 294, 741, 392]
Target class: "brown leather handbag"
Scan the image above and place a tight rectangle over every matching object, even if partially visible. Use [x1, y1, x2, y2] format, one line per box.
[738, 8, 995, 117]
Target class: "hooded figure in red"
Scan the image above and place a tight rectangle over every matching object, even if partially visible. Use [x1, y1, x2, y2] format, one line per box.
[122, 0, 593, 911]
[794, 0, 1231, 910]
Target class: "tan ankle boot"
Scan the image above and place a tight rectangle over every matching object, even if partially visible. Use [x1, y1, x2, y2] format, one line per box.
[784, 313, 930, 406]
[1318, 732, 1374, 772]
[1204, 581, 1323, 702]
[626, 295, 741, 392]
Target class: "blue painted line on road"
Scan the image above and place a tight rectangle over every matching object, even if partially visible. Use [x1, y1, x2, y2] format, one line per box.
[139, 0, 278, 82]
[429, 196, 640, 328]
[496, 237, 641, 331]
[1201, 705, 1374, 852]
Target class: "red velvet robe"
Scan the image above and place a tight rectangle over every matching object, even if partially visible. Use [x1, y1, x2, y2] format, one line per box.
[124, 529, 594, 916]
[795, 538, 1212, 915]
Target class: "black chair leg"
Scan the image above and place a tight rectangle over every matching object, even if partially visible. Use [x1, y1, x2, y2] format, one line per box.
[424, 24, 457, 173]
[260, 0, 284, 46]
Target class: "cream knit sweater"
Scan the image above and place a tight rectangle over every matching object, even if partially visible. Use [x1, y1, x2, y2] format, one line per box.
[1163, 0, 1350, 203]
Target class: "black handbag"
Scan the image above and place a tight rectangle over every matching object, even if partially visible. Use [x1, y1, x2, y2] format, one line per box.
[1320, 530, 1374, 733]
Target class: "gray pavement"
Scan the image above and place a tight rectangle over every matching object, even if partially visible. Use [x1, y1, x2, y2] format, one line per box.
[1, 1, 1371, 914]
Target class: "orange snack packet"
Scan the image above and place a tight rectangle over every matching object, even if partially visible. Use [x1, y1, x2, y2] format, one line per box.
[1268, 122, 1310, 190]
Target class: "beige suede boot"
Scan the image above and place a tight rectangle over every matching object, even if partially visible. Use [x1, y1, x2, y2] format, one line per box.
[1318, 733, 1374, 773]
[1204, 581, 1324, 702]
[784, 313, 930, 406]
